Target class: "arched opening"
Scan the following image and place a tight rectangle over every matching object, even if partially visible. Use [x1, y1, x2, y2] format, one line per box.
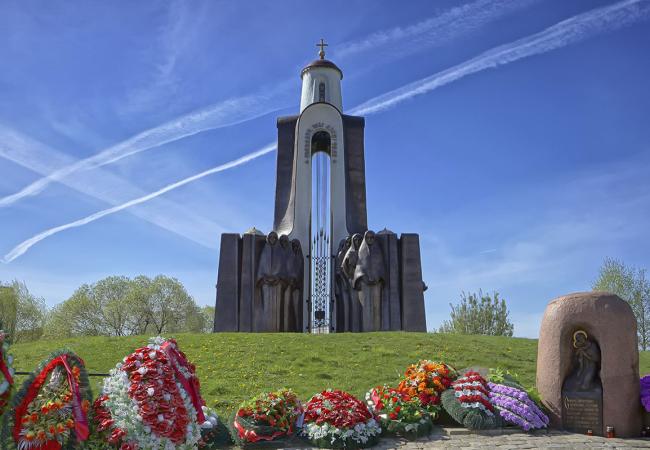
[310, 131, 332, 333]
[318, 82, 326, 102]
[311, 130, 330, 154]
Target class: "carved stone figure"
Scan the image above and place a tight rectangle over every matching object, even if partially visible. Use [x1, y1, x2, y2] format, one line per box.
[335, 237, 352, 332]
[282, 238, 304, 332]
[256, 231, 282, 331]
[353, 230, 385, 331]
[564, 330, 602, 392]
[342, 233, 363, 332]
[277, 234, 292, 331]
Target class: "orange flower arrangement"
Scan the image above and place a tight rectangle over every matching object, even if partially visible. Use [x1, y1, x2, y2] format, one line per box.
[397, 360, 457, 412]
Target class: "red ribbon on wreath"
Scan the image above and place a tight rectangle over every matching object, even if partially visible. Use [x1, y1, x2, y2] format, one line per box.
[233, 417, 289, 443]
[161, 340, 206, 423]
[371, 388, 382, 409]
[0, 345, 13, 385]
[13, 354, 89, 444]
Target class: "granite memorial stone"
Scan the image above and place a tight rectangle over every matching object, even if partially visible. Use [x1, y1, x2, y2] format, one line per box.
[537, 291, 642, 437]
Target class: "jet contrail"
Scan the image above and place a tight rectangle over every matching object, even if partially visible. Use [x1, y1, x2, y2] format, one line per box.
[2, 143, 276, 263]
[0, 96, 285, 208]
[336, 0, 541, 61]
[0, 124, 227, 248]
[351, 0, 650, 116]
[0, 0, 536, 209]
[4, 0, 648, 263]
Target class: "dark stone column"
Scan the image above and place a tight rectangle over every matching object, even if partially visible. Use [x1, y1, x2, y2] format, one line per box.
[342, 115, 368, 235]
[376, 230, 401, 331]
[273, 116, 299, 233]
[239, 231, 265, 332]
[214, 233, 241, 332]
[400, 234, 427, 332]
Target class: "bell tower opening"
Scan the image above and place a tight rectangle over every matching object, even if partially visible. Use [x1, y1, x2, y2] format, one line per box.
[310, 131, 332, 333]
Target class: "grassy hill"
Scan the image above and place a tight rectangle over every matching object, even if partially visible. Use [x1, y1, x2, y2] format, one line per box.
[10, 332, 650, 417]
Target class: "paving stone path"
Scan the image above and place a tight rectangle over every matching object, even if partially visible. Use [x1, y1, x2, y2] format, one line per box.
[369, 429, 650, 449]
[259, 428, 650, 449]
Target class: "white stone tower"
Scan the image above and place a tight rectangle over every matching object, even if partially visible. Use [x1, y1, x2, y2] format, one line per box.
[274, 40, 367, 331]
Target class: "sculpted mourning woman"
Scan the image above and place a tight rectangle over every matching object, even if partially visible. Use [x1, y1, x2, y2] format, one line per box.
[353, 230, 386, 332]
[341, 233, 363, 332]
[335, 236, 352, 332]
[282, 238, 304, 332]
[255, 231, 283, 331]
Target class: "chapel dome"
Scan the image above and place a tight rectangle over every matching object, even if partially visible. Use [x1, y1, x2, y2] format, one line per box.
[301, 59, 343, 79]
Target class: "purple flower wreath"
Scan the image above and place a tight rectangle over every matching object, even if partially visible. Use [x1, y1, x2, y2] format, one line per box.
[487, 383, 549, 431]
[641, 375, 650, 412]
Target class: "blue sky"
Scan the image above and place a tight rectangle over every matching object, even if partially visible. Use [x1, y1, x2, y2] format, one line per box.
[1, 0, 649, 337]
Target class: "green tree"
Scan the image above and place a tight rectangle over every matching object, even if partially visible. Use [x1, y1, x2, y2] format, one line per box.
[43, 285, 103, 338]
[0, 281, 47, 342]
[593, 257, 650, 350]
[201, 305, 215, 333]
[44, 274, 207, 337]
[0, 285, 18, 336]
[93, 276, 134, 336]
[144, 275, 198, 334]
[439, 290, 514, 337]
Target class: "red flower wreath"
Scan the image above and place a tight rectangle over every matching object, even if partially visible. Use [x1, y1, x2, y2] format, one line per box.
[304, 390, 374, 429]
[93, 337, 206, 448]
[452, 371, 494, 414]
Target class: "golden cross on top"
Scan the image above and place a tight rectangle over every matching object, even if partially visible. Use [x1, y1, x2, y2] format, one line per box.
[317, 38, 328, 59]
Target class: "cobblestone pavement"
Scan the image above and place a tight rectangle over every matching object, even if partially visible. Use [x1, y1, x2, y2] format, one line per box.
[267, 428, 650, 449]
[369, 430, 650, 449]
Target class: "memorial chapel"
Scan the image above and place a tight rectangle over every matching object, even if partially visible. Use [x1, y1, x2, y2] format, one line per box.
[213, 41, 427, 333]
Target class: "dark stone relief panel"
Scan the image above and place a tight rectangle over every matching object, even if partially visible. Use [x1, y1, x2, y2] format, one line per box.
[213, 233, 241, 332]
[400, 234, 427, 332]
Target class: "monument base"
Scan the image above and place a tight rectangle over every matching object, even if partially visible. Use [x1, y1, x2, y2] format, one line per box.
[213, 229, 427, 333]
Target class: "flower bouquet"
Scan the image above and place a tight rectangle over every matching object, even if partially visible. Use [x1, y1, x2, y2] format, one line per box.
[488, 383, 548, 431]
[0, 332, 15, 417]
[365, 385, 432, 439]
[231, 389, 302, 447]
[441, 371, 501, 430]
[641, 375, 650, 412]
[0, 349, 92, 450]
[397, 360, 457, 414]
[92, 337, 207, 449]
[302, 389, 381, 449]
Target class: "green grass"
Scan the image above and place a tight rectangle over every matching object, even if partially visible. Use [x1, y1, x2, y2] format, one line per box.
[9, 332, 650, 418]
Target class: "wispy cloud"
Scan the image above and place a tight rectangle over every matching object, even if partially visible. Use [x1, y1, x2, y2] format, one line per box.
[350, 0, 650, 116]
[0, 124, 227, 249]
[2, 142, 276, 263]
[336, 0, 541, 61]
[421, 151, 650, 336]
[124, 0, 209, 114]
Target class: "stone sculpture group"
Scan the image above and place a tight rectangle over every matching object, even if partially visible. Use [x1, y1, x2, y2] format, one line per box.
[255, 231, 304, 332]
[335, 231, 386, 332]
[254, 229, 398, 333]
